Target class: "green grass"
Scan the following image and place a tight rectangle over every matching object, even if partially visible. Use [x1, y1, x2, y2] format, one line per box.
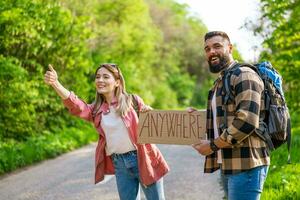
[0, 120, 97, 175]
[261, 127, 300, 200]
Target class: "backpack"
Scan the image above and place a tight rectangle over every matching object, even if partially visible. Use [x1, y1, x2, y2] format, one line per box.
[222, 61, 291, 163]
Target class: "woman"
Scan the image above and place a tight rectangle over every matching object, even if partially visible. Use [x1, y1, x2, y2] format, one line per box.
[44, 63, 169, 200]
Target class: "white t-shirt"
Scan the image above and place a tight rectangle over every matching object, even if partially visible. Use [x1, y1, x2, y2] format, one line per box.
[101, 106, 136, 156]
[212, 89, 222, 164]
[211, 61, 237, 163]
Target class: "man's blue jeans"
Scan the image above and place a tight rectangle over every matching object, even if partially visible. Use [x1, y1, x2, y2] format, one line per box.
[111, 150, 165, 200]
[221, 165, 269, 200]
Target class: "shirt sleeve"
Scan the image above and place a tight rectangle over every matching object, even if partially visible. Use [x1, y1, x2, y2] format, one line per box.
[220, 68, 264, 145]
[63, 92, 94, 122]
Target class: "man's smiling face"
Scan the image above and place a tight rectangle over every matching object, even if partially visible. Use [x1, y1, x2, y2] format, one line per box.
[204, 35, 232, 73]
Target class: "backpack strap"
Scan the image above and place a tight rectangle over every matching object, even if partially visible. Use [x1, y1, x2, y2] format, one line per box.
[130, 94, 139, 117]
[222, 63, 260, 128]
[222, 63, 255, 104]
[222, 63, 242, 129]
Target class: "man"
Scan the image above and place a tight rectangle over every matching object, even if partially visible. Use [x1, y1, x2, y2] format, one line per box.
[192, 31, 270, 200]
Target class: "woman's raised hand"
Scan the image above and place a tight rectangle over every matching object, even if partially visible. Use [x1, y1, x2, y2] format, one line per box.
[44, 64, 58, 86]
[43, 64, 70, 99]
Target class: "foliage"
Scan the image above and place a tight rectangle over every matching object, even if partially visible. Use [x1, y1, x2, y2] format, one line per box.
[252, 0, 300, 111]
[146, 0, 212, 107]
[232, 45, 244, 62]
[0, 56, 36, 139]
[0, 0, 93, 140]
[90, 0, 172, 106]
[248, 1, 300, 198]
[261, 126, 300, 199]
[0, 120, 97, 175]
[62, 0, 211, 108]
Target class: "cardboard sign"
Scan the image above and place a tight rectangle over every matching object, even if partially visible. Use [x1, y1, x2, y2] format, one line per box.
[137, 110, 206, 145]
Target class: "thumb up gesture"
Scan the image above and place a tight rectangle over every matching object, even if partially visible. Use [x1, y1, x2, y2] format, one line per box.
[44, 64, 58, 86]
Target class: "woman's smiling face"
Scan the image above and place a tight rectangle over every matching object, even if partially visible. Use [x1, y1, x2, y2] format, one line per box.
[95, 67, 119, 95]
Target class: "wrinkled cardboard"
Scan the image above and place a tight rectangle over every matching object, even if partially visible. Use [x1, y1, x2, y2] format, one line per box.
[137, 110, 206, 145]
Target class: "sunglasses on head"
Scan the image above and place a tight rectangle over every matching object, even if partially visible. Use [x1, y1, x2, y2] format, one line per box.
[99, 63, 121, 77]
[100, 63, 118, 68]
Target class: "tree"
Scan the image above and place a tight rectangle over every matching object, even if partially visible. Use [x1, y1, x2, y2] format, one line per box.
[146, 0, 211, 107]
[251, 0, 300, 111]
[0, 0, 93, 140]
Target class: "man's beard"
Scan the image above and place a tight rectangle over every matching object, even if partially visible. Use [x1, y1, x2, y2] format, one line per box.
[208, 55, 230, 73]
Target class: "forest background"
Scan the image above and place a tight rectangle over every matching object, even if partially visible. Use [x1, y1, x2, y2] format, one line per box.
[0, 0, 299, 199]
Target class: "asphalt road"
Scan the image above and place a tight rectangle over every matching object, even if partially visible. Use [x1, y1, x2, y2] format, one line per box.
[0, 143, 224, 200]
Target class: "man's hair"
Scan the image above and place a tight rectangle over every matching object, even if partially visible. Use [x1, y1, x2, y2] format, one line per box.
[204, 31, 231, 43]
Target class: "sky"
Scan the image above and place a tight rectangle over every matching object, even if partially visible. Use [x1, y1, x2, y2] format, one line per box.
[177, 0, 262, 62]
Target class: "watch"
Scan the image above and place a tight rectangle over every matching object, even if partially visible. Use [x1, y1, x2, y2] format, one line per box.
[210, 140, 220, 152]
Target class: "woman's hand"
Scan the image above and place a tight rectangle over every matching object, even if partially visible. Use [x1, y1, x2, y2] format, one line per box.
[44, 64, 70, 99]
[44, 64, 58, 86]
[140, 105, 153, 113]
[186, 107, 198, 113]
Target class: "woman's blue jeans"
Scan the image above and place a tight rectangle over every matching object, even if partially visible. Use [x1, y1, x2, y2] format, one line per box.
[111, 150, 165, 200]
[221, 165, 269, 200]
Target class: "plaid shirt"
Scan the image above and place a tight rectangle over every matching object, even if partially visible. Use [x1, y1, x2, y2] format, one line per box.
[204, 63, 270, 174]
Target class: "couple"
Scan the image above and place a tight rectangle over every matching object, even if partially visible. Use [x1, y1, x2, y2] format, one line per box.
[44, 31, 270, 200]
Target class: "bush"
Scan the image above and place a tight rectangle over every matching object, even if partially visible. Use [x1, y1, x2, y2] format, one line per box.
[0, 0, 93, 141]
[0, 120, 97, 175]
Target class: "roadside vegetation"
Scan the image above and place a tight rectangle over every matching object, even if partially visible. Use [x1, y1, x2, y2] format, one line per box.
[1, 0, 299, 199]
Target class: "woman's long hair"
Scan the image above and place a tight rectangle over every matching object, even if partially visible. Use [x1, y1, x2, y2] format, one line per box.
[92, 63, 132, 117]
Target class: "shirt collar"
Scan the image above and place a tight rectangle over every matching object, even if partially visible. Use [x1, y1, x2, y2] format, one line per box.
[220, 60, 238, 76]
[110, 96, 118, 105]
[227, 60, 238, 70]
[98, 96, 118, 114]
